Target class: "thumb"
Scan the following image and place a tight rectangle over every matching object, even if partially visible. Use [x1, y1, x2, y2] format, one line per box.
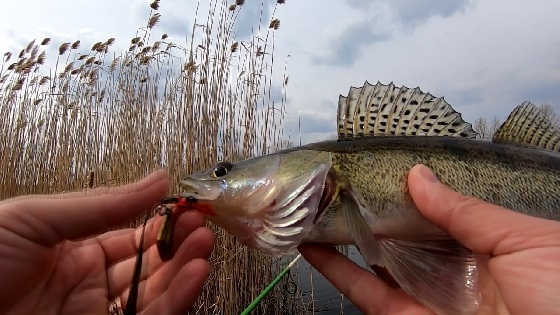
[2, 170, 169, 245]
[407, 164, 560, 255]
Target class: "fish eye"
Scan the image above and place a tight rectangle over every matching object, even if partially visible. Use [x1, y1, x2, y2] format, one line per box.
[212, 161, 232, 178]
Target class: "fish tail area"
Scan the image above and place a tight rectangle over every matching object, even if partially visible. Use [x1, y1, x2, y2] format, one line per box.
[341, 194, 479, 315]
[377, 237, 480, 315]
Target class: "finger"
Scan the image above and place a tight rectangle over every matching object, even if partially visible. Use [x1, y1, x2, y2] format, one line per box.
[408, 164, 560, 255]
[298, 244, 430, 315]
[0, 170, 167, 203]
[3, 170, 168, 245]
[140, 259, 210, 315]
[115, 227, 214, 306]
[98, 210, 205, 265]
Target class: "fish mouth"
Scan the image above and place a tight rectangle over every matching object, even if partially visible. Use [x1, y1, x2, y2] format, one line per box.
[179, 178, 223, 201]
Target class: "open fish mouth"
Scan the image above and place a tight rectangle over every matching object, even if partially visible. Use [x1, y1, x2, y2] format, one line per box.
[179, 178, 224, 201]
[254, 163, 330, 254]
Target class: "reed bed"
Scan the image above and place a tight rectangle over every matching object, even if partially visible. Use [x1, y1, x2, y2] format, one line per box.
[0, 0, 306, 313]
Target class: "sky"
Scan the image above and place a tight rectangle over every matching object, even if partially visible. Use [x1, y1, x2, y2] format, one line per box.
[2, 0, 559, 144]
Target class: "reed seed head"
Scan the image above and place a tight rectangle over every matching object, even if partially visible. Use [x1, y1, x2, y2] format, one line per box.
[25, 40, 35, 53]
[148, 13, 161, 29]
[152, 41, 161, 51]
[12, 78, 24, 91]
[140, 55, 151, 64]
[71, 40, 81, 50]
[150, 0, 160, 10]
[40, 37, 51, 45]
[92, 41, 106, 52]
[58, 43, 70, 55]
[30, 45, 39, 59]
[269, 19, 280, 30]
[36, 51, 46, 65]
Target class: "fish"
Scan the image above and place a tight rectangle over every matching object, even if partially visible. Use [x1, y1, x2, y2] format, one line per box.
[178, 81, 560, 315]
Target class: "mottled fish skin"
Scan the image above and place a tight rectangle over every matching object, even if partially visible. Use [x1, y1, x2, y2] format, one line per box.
[304, 136, 560, 227]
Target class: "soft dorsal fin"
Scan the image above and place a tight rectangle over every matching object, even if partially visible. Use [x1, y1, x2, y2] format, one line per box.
[337, 81, 477, 140]
[493, 102, 560, 152]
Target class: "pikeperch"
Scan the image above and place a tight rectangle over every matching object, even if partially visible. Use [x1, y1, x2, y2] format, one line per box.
[178, 81, 560, 314]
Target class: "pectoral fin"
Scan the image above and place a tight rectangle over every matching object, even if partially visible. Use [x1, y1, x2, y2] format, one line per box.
[341, 192, 480, 315]
[340, 192, 382, 266]
[377, 237, 480, 315]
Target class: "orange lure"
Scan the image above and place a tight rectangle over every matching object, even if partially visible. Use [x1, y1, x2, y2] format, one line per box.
[155, 196, 215, 260]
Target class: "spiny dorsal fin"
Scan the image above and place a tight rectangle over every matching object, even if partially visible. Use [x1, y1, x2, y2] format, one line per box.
[337, 81, 477, 140]
[493, 102, 560, 152]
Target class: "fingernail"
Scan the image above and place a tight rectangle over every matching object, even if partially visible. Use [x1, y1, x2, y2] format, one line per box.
[416, 164, 439, 183]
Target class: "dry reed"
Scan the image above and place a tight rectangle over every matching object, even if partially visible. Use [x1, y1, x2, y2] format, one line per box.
[0, 0, 306, 314]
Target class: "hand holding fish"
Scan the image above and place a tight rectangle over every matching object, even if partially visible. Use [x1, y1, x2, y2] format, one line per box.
[0, 171, 214, 315]
[300, 164, 560, 314]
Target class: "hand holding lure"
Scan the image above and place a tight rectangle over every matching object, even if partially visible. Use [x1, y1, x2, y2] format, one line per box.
[155, 196, 198, 260]
[123, 196, 199, 315]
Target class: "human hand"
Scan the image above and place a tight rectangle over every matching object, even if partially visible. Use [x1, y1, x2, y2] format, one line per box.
[299, 164, 560, 314]
[0, 170, 214, 315]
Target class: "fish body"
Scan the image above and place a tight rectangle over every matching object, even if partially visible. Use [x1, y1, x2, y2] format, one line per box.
[179, 81, 560, 315]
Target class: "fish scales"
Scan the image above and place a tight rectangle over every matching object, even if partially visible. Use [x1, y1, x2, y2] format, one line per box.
[305, 137, 560, 221]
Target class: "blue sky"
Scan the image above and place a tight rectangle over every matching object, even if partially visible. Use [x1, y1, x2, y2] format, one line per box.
[2, 0, 560, 143]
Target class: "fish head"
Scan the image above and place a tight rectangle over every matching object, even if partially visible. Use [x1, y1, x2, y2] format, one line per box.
[179, 150, 332, 254]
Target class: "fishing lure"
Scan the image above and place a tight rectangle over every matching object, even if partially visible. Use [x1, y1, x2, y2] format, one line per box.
[155, 196, 195, 260]
[122, 196, 197, 315]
